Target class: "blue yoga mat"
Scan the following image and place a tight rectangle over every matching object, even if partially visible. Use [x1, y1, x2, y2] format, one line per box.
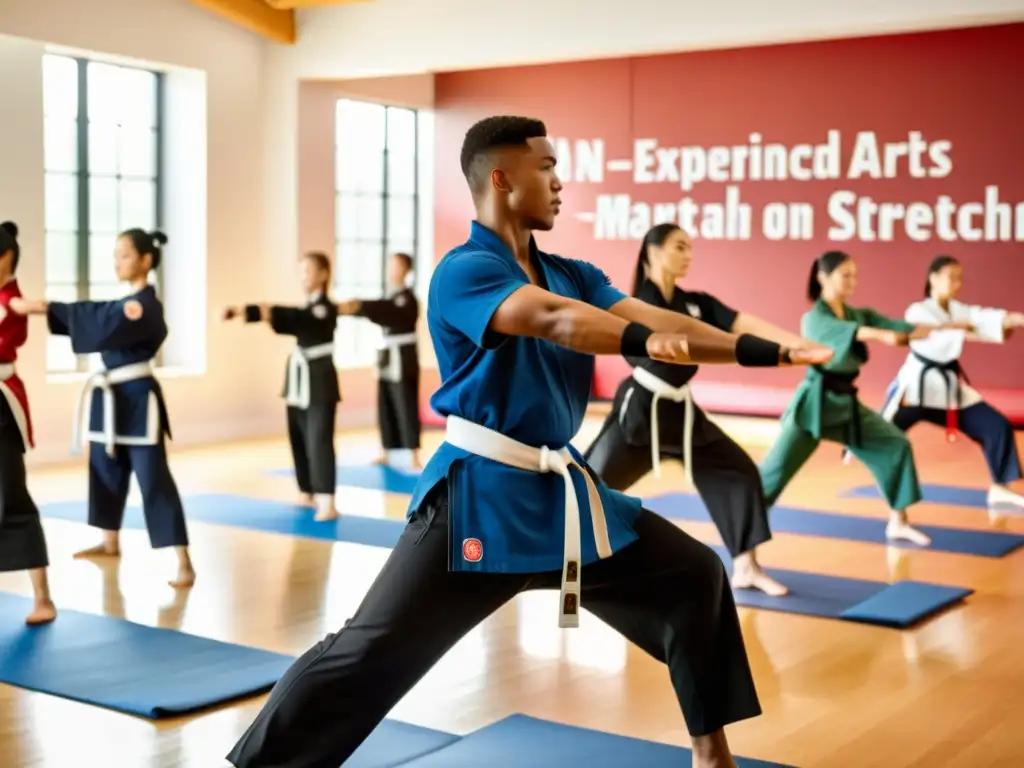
[645, 492, 1024, 558]
[267, 463, 423, 495]
[345, 720, 460, 767]
[40, 495, 970, 628]
[397, 714, 794, 767]
[41, 493, 409, 549]
[0, 592, 293, 718]
[841, 482, 1024, 512]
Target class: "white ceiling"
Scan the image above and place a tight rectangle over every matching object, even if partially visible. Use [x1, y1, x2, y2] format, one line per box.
[280, 0, 1024, 78]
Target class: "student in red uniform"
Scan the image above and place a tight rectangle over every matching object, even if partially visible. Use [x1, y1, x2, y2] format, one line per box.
[0, 221, 57, 624]
[224, 251, 341, 520]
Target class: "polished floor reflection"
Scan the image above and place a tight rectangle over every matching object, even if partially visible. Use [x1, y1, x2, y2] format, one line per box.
[2, 413, 1023, 767]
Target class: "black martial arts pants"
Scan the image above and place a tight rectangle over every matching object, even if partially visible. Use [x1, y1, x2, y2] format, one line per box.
[288, 403, 337, 495]
[226, 482, 762, 768]
[892, 401, 1023, 485]
[89, 440, 189, 549]
[0, 397, 48, 572]
[378, 377, 420, 450]
[584, 411, 772, 558]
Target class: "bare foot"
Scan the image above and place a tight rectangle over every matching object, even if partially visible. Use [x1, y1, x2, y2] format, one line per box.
[25, 600, 57, 626]
[692, 730, 737, 768]
[732, 567, 789, 597]
[297, 493, 314, 507]
[731, 552, 788, 596]
[73, 542, 120, 558]
[885, 514, 931, 546]
[372, 456, 388, 466]
[169, 567, 196, 589]
[313, 495, 339, 522]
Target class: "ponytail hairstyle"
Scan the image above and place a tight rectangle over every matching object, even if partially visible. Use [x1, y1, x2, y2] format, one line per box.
[119, 228, 168, 271]
[0, 221, 20, 272]
[807, 250, 850, 302]
[924, 255, 959, 298]
[632, 223, 683, 296]
[302, 250, 332, 292]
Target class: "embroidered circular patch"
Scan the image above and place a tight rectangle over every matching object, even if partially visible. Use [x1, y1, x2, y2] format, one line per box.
[462, 538, 483, 563]
[312, 304, 327, 319]
[123, 299, 143, 321]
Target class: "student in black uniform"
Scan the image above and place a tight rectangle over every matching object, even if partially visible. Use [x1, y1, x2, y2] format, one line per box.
[337, 252, 422, 467]
[13, 229, 195, 589]
[585, 223, 815, 596]
[224, 251, 341, 521]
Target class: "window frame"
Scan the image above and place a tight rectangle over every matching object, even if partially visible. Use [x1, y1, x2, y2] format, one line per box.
[333, 100, 419, 369]
[42, 53, 166, 373]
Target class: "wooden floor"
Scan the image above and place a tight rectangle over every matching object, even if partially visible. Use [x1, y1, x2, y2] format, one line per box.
[2, 413, 1024, 767]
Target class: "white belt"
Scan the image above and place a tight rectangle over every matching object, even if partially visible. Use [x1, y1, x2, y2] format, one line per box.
[285, 342, 335, 409]
[377, 333, 416, 383]
[630, 367, 694, 484]
[73, 360, 155, 457]
[379, 332, 417, 349]
[0, 362, 13, 380]
[444, 415, 613, 629]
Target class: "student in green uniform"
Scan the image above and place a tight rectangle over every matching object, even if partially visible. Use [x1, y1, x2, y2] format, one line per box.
[759, 250, 971, 547]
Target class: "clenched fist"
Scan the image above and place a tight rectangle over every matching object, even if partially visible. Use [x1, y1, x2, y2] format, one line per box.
[784, 341, 834, 366]
[645, 333, 691, 363]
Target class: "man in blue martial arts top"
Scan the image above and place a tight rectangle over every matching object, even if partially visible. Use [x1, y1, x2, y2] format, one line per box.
[227, 116, 832, 768]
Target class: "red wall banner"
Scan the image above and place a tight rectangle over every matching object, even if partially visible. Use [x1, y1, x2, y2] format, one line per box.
[433, 23, 1024, 409]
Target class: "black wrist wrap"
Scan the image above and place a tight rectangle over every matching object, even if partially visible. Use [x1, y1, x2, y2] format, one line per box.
[244, 304, 262, 323]
[620, 323, 654, 358]
[736, 334, 783, 367]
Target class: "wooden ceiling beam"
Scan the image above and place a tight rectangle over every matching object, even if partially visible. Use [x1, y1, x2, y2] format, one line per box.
[188, 0, 296, 44]
[264, 0, 373, 9]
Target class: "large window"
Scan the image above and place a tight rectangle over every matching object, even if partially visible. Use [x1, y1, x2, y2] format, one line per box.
[43, 53, 164, 373]
[334, 99, 419, 367]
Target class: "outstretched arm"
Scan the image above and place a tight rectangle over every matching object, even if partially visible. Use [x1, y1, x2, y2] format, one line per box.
[437, 253, 830, 367]
[730, 312, 810, 350]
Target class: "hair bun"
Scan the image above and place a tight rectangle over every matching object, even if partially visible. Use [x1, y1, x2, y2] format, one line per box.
[0, 221, 18, 238]
[150, 230, 168, 246]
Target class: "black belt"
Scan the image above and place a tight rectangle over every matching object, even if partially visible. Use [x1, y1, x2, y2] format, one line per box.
[912, 351, 970, 439]
[815, 367, 862, 447]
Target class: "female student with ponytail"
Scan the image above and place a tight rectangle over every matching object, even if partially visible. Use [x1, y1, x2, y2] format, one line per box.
[883, 255, 1024, 509]
[223, 250, 341, 521]
[758, 250, 970, 547]
[0, 221, 57, 624]
[11, 228, 195, 589]
[585, 223, 831, 596]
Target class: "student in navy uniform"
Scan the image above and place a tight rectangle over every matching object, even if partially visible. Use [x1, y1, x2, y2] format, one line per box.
[585, 223, 816, 598]
[337, 251, 422, 467]
[223, 251, 341, 521]
[226, 115, 832, 768]
[12, 229, 195, 589]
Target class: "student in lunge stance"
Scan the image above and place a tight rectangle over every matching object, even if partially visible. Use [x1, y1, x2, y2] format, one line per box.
[585, 223, 819, 597]
[12, 229, 195, 588]
[223, 251, 340, 521]
[758, 250, 971, 548]
[883, 255, 1024, 509]
[337, 252, 422, 468]
[227, 115, 832, 768]
[0, 221, 57, 624]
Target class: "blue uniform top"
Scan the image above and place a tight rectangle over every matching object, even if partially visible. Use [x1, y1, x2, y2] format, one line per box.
[407, 221, 644, 574]
[48, 285, 172, 439]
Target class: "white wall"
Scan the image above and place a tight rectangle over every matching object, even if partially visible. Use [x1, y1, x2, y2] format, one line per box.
[283, 0, 1024, 78]
[0, 0, 314, 466]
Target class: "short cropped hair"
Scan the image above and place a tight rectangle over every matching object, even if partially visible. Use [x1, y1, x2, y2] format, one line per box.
[392, 252, 413, 271]
[459, 115, 547, 195]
